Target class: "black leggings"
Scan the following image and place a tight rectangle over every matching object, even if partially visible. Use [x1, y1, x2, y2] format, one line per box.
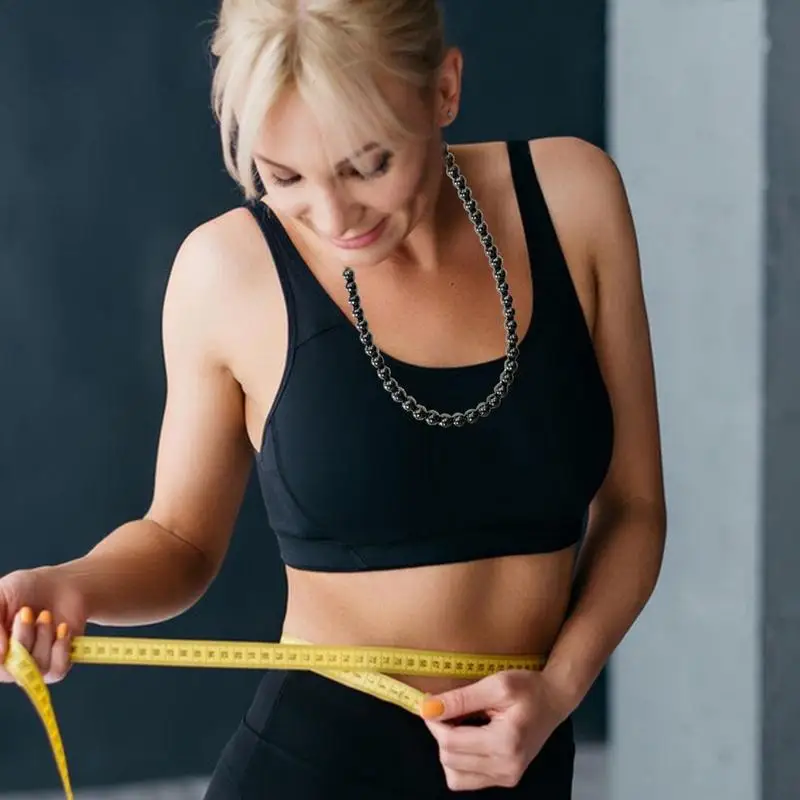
[204, 669, 575, 798]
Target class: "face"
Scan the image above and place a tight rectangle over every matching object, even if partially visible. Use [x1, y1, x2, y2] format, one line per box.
[252, 49, 463, 269]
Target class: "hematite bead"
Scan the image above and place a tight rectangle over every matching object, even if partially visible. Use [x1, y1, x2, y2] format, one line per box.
[413, 405, 428, 421]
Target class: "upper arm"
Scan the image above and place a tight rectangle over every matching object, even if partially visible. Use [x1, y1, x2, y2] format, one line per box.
[144, 221, 254, 575]
[548, 139, 665, 520]
[559, 139, 665, 523]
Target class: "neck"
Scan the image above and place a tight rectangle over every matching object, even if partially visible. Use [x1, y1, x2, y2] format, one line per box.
[383, 141, 464, 275]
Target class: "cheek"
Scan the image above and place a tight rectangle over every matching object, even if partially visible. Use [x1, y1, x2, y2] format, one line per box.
[380, 160, 436, 217]
[381, 173, 422, 213]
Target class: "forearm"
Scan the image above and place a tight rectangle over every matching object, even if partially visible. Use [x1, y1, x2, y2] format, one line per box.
[543, 499, 667, 710]
[39, 519, 216, 627]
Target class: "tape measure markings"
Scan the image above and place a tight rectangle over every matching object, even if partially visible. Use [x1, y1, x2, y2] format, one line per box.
[70, 636, 545, 675]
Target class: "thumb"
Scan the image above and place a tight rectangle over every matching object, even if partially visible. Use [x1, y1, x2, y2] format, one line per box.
[421, 677, 504, 722]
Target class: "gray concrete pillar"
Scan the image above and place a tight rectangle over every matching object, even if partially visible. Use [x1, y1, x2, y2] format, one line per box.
[608, 1, 799, 798]
[762, 3, 800, 796]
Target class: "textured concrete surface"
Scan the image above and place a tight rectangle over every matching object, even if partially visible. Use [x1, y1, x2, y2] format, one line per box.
[608, 0, 767, 798]
[0, 744, 607, 799]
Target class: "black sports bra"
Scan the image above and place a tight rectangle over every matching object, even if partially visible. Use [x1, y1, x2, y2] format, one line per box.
[247, 141, 614, 572]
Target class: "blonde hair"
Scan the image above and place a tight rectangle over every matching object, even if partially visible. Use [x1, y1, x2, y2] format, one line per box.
[210, 0, 446, 200]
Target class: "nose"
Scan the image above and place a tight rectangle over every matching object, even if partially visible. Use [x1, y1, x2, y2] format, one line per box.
[310, 185, 360, 240]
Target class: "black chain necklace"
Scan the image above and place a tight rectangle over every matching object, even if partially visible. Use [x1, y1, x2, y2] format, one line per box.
[342, 142, 519, 428]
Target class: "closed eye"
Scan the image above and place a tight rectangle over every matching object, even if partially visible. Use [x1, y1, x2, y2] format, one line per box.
[270, 151, 393, 188]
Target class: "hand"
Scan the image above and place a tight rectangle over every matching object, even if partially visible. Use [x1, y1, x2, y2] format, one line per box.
[0, 567, 87, 684]
[421, 669, 576, 791]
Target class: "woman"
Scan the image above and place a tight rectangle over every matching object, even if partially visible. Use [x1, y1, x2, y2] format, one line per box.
[0, 0, 666, 796]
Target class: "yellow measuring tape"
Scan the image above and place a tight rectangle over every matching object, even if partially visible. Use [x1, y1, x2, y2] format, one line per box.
[4, 634, 545, 800]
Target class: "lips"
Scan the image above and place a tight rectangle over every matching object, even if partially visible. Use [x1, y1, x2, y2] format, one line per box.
[331, 218, 388, 250]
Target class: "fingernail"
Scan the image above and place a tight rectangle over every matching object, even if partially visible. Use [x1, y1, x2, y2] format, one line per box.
[421, 697, 445, 719]
[56, 623, 69, 640]
[37, 610, 53, 625]
[20, 607, 34, 625]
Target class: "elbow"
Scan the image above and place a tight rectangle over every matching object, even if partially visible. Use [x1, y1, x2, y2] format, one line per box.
[586, 494, 668, 587]
[592, 493, 666, 538]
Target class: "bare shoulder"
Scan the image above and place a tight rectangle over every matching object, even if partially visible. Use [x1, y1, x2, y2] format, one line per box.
[529, 136, 623, 196]
[461, 136, 633, 271]
[166, 206, 272, 314]
[163, 204, 280, 368]
[528, 137, 636, 280]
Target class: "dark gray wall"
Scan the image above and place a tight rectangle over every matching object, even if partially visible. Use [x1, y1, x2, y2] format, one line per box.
[0, 1, 606, 791]
[763, 1, 800, 797]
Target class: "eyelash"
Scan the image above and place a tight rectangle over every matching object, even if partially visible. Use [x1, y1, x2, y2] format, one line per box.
[270, 152, 393, 188]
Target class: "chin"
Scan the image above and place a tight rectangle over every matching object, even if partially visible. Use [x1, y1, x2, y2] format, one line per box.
[335, 247, 393, 270]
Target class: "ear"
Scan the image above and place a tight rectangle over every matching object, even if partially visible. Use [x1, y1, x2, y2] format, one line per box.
[435, 46, 464, 127]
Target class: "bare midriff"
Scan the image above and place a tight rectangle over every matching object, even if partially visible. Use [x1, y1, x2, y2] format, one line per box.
[282, 546, 577, 695]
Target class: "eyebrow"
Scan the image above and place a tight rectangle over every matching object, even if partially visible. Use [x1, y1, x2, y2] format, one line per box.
[253, 142, 381, 173]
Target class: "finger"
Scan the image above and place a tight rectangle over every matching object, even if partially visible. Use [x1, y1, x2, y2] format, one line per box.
[439, 749, 491, 773]
[423, 675, 511, 722]
[11, 607, 36, 654]
[30, 610, 54, 675]
[0, 622, 10, 682]
[425, 719, 492, 755]
[442, 766, 493, 793]
[45, 623, 73, 684]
